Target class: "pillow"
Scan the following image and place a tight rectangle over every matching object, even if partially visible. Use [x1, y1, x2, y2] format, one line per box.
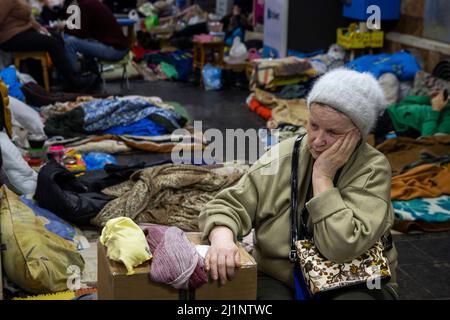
[0, 186, 85, 294]
[410, 71, 450, 96]
[0, 131, 37, 195]
[9, 96, 46, 138]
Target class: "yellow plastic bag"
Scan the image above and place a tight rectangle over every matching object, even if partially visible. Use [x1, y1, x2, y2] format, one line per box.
[0, 186, 85, 294]
[100, 217, 152, 275]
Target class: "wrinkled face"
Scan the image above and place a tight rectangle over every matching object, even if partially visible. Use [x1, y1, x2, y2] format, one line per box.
[307, 103, 357, 159]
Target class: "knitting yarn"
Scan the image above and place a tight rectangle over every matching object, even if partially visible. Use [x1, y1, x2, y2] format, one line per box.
[143, 225, 208, 289]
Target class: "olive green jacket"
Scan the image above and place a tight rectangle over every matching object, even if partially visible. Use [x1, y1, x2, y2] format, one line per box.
[199, 135, 398, 289]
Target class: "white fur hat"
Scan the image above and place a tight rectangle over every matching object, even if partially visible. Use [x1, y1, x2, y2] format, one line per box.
[307, 68, 387, 136]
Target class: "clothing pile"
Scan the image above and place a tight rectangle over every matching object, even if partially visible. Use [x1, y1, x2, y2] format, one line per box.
[247, 82, 311, 123]
[246, 88, 309, 146]
[92, 163, 249, 230]
[249, 56, 317, 91]
[138, 50, 193, 81]
[45, 132, 203, 154]
[44, 96, 186, 138]
[246, 45, 347, 142]
[40, 95, 204, 154]
[376, 135, 450, 233]
[289, 44, 346, 76]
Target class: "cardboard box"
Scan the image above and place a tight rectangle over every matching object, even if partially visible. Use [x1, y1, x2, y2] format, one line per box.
[97, 233, 257, 300]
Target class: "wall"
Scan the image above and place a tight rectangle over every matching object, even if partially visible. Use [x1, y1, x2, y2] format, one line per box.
[287, 0, 346, 54]
[385, 0, 450, 72]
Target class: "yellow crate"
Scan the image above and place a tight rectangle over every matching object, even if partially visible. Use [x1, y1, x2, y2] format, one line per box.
[337, 27, 384, 49]
[369, 30, 384, 48]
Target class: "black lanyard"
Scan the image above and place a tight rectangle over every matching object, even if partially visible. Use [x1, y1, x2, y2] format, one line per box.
[289, 134, 342, 262]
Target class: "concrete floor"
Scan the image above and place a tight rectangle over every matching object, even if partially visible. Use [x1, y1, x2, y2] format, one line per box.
[104, 79, 450, 300]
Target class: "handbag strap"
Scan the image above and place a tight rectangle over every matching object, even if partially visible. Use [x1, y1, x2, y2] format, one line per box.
[289, 135, 342, 263]
[289, 134, 306, 262]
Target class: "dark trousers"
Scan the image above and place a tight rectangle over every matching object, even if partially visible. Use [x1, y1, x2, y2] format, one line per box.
[0, 28, 75, 84]
[257, 272, 398, 300]
[373, 111, 421, 146]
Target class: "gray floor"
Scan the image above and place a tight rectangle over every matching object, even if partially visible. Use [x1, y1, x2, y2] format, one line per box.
[104, 79, 450, 300]
[393, 232, 450, 300]
[105, 79, 265, 164]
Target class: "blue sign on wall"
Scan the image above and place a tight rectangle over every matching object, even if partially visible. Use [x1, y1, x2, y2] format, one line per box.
[343, 0, 401, 21]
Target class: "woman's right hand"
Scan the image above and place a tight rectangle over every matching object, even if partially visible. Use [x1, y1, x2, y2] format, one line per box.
[205, 226, 241, 285]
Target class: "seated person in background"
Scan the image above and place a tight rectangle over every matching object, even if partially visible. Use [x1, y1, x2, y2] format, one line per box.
[63, 0, 130, 74]
[222, 3, 249, 47]
[0, 0, 97, 90]
[374, 89, 450, 145]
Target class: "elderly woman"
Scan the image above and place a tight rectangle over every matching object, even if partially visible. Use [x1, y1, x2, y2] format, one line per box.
[199, 69, 399, 300]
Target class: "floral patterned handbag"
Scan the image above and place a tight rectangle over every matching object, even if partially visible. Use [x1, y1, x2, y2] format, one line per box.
[289, 134, 392, 296]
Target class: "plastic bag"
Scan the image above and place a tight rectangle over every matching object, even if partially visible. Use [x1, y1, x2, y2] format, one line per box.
[82, 152, 117, 171]
[144, 15, 159, 31]
[228, 37, 248, 64]
[202, 64, 222, 91]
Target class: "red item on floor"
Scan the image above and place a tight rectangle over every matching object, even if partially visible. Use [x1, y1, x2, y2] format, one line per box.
[132, 46, 159, 61]
[248, 97, 272, 120]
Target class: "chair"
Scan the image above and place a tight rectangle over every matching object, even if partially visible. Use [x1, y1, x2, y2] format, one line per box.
[13, 52, 51, 91]
[98, 51, 133, 91]
[98, 17, 136, 91]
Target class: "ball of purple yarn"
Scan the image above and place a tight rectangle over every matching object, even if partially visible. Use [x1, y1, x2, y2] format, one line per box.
[143, 225, 208, 289]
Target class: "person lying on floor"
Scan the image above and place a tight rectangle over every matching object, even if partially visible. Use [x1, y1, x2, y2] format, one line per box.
[61, 0, 130, 74]
[0, 0, 98, 90]
[374, 89, 450, 145]
[199, 69, 399, 300]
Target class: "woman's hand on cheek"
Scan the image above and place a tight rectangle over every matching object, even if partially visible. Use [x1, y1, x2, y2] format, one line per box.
[313, 129, 360, 180]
